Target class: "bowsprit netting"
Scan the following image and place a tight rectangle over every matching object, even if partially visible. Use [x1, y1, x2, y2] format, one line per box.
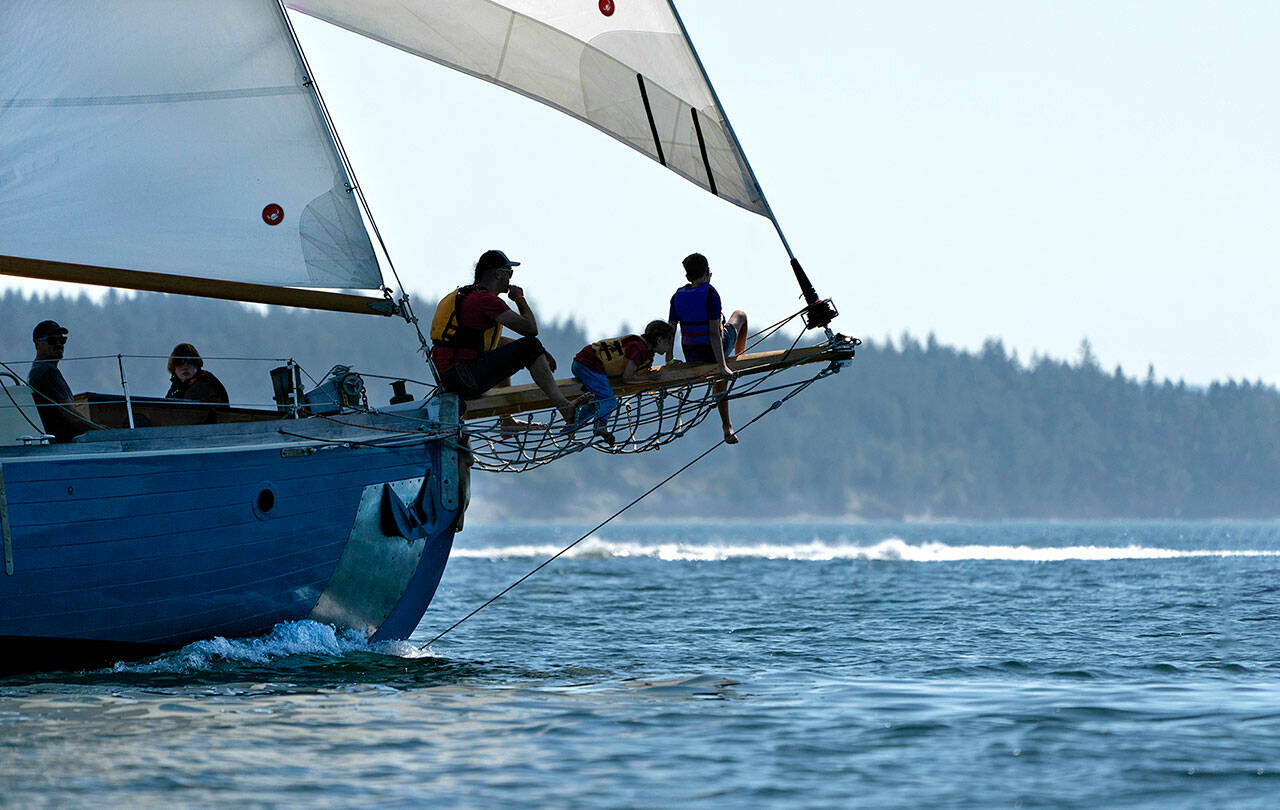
[458, 335, 858, 474]
[462, 376, 726, 473]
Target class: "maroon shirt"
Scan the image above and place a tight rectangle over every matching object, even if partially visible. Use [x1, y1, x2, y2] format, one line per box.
[574, 335, 653, 375]
[430, 288, 512, 373]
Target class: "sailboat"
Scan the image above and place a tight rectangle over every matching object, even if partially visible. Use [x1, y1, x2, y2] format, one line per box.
[0, 0, 852, 670]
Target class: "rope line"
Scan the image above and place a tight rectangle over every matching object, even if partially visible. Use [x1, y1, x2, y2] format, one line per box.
[421, 355, 840, 648]
[0, 372, 44, 433]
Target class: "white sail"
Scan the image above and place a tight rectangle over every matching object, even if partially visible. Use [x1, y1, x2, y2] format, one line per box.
[0, 0, 382, 291]
[285, 0, 765, 214]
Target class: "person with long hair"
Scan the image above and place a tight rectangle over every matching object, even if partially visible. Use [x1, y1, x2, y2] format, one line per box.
[165, 343, 229, 404]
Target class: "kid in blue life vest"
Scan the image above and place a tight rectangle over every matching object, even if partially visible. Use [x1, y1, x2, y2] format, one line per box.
[665, 252, 748, 444]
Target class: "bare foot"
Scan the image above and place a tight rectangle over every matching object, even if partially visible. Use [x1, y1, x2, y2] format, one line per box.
[558, 405, 579, 433]
[723, 427, 739, 445]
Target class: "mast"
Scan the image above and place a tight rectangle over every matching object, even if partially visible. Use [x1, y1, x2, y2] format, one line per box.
[664, 1, 838, 330]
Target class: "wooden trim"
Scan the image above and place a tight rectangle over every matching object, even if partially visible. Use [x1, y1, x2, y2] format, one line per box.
[461, 343, 849, 420]
[72, 393, 283, 430]
[0, 255, 395, 316]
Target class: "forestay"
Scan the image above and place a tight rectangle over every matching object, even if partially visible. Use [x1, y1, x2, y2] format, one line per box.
[0, 0, 381, 291]
[285, 0, 765, 214]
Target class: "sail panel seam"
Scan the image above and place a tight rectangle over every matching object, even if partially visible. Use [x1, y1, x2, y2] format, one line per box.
[496, 14, 516, 78]
[2, 86, 305, 109]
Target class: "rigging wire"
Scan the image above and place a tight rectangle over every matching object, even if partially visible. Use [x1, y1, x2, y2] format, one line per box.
[663, 0, 794, 261]
[274, 2, 437, 376]
[420, 355, 840, 648]
[0, 371, 44, 433]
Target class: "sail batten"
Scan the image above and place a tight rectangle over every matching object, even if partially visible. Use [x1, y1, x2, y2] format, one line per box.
[285, 0, 765, 214]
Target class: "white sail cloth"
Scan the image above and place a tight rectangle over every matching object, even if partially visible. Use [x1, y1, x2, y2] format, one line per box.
[286, 0, 765, 215]
[0, 0, 382, 290]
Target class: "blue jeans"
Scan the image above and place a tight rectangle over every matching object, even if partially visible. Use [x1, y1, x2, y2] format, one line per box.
[571, 360, 617, 428]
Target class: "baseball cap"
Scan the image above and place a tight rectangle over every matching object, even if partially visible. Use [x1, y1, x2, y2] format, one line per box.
[476, 249, 521, 274]
[32, 320, 69, 341]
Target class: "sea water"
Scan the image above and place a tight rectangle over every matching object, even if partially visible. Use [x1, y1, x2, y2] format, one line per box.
[3, 521, 1280, 808]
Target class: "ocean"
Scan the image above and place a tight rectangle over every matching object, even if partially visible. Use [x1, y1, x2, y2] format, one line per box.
[3, 520, 1280, 808]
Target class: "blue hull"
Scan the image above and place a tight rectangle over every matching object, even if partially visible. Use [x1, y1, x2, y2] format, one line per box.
[0, 414, 464, 670]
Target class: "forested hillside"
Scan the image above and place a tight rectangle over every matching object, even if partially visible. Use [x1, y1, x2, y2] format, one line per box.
[3, 291, 1276, 519]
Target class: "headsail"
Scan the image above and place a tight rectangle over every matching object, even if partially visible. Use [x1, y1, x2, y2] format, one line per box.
[285, 0, 766, 214]
[0, 0, 382, 296]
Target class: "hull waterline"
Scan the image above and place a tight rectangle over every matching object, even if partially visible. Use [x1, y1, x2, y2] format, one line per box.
[0, 402, 467, 673]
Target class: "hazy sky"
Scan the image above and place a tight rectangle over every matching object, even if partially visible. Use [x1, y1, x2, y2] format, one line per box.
[9, 2, 1276, 385]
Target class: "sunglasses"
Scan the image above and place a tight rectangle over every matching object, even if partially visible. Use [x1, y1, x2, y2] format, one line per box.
[38, 335, 67, 345]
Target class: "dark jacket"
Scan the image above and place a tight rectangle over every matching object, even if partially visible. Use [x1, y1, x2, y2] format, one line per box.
[28, 360, 89, 441]
[166, 370, 229, 404]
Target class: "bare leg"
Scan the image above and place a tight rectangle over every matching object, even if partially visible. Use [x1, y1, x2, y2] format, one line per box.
[728, 310, 748, 357]
[716, 310, 746, 444]
[528, 353, 576, 423]
[715, 378, 738, 444]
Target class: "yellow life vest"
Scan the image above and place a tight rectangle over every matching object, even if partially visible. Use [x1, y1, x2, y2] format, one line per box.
[590, 334, 646, 377]
[430, 286, 501, 354]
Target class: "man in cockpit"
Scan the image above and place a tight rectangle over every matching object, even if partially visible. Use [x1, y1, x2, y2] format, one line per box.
[27, 320, 93, 441]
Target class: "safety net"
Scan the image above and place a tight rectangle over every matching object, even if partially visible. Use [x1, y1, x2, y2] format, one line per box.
[455, 335, 858, 473]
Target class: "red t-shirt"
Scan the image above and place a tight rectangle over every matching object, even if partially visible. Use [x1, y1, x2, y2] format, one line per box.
[430, 288, 512, 372]
[574, 335, 653, 375]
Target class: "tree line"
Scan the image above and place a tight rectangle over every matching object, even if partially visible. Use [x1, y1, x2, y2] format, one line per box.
[3, 291, 1276, 519]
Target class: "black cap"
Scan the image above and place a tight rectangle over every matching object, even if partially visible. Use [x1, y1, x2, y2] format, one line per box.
[32, 320, 68, 341]
[476, 249, 521, 274]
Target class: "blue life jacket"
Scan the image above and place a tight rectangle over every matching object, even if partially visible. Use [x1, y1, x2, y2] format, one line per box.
[669, 283, 721, 345]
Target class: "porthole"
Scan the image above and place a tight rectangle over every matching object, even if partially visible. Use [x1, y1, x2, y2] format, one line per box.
[253, 484, 276, 519]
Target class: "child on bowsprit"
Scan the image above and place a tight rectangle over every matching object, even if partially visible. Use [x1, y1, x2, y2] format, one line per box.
[571, 320, 675, 446]
[664, 252, 748, 444]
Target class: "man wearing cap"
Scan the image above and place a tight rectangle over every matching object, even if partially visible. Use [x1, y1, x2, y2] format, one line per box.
[27, 320, 93, 441]
[429, 250, 577, 424]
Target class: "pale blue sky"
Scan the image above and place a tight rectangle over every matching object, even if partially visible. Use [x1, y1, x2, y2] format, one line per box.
[11, 2, 1277, 385]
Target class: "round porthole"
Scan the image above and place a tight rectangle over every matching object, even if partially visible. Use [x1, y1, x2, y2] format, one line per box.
[253, 484, 276, 519]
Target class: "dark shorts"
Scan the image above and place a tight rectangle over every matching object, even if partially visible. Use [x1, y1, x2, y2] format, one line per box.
[440, 336, 547, 399]
[682, 323, 737, 365]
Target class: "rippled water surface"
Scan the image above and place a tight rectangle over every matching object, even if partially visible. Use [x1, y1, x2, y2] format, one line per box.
[4, 521, 1280, 808]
